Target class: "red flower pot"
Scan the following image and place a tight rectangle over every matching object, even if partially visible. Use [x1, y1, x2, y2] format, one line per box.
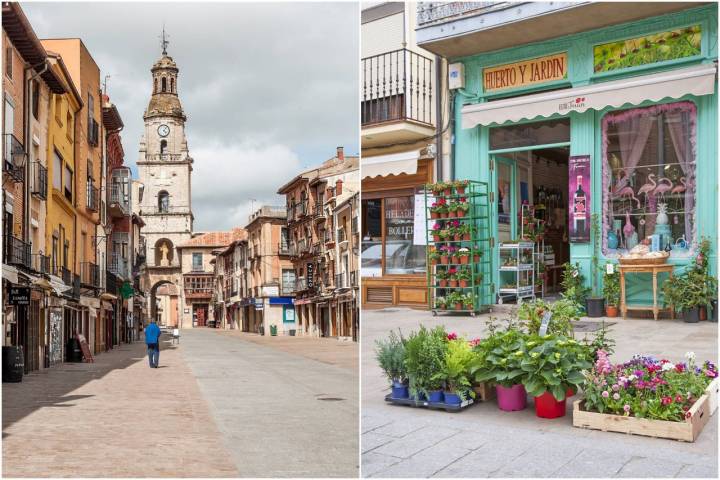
[534, 391, 567, 419]
[448, 280, 458, 288]
[448, 211, 456, 218]
[463, 233, 471, 241]
[431, 212, 439, 219]
[459, 280, 468, 288]
[440, 256, 449, 265]
[606, 305, 618, 317]
[460, 256, 469, 265]
[457, 210, 466, 218]
[444, 188, 453, 196]
[473, 255, 480, 263]
[454, 234, 462, 241]
[438, 279, 447, 288]
[456, 186, 465, 195]
[455, 302, 463, 310]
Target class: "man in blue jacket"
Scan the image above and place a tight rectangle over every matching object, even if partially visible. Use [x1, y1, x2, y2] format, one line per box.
[145, 320, 162, 368]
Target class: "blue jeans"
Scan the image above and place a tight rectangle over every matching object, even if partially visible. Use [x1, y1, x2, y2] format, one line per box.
[147, 343, 159, 368]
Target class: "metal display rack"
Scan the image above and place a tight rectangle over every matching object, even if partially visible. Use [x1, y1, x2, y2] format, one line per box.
[425, 180, 492, 316]
[498, 242, 535, 303]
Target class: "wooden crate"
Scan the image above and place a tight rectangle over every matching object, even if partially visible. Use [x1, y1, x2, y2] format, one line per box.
[572, 395, 711, 442]
[473, 383, 495, 402]
[706, 377, 719, 415]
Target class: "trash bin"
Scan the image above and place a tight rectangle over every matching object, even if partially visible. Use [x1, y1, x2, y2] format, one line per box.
[270, 325, 278, 336]
[2, 346, 24, 383]
[289, 329, 296, 336]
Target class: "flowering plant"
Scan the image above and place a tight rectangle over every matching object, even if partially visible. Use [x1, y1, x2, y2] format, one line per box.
[582, 352, 717, 421]
[447, 202, 460, 212]
[430, 202, 448, 214]
[428, 247, 440, 261]
[433, 337, 477, 400]
[457, 200, 470, 212]
[432, 223, 443, 232]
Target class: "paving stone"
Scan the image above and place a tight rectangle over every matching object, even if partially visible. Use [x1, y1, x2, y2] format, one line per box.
[491, 440, 583, 478]
[372, 417, 431, 438]
[676, 463, 719, 478]
[363, 432, 395, 453]
[433, 437, 532, 477]
[552, 448, 632, 478]
[433, 430, 492, 451]
[363, 414, 393, 433]
[377, 436, 471, 478]
[362, 452, 402, 478]
[616, 456, 685, 478]
[373, 425, 460, 459]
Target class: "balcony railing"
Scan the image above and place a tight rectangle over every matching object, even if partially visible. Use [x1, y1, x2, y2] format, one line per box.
[362, 49, 433, 127]
[296, 201, 308, 218]
[109, 183, 129, 213]
[88, 118, 99, 146]
[337, 228, 347, 243]
[294, 277, 308, 292]
[80, 262, 100, 288]
[140, 205, 190, 215]
[109, 252, 129, 279]
[86, 182, 99, 211]
[106, 270, 119, 293]
[3, 235, 31, 267]
[60, 266, 71, 285]
[30, 253, 50, 274]
[286, 205, 295, 222]
[31, 162, 47, 200]
[335, 272, 347, 289]
[324, 229, 334, 244]
[416, 2, 507, 26]
[312, 242, 323, 256]
[3, 133, 25, 183]
[315, 204, 325, 219]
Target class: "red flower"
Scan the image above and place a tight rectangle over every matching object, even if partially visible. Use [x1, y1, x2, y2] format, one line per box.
[675, 364, 685, 373]
[447, 332, 457, 341]
[675, 394, 684, 403]
[661, 396, 673, 405]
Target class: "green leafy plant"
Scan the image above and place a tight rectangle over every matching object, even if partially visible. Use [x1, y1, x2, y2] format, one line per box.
[434, 338, 476, 400]
[455, 268, 471, 281]
[470, 327, 528, 388]
[462, 293, 474, 308]
[404, 326, 448, 397]
[561, 262, 590, 309]
[663, 237, 718, 312]
[521, 334, 593, 401]
[517, 298, 580, 337]
[447, 202, 459, 213]
[602, 263, 621, 307]
[375, 330, 407, 385]
[435, 296, 447, 310]
[589, 213, 602, 297]
[582, 321, 616, 361]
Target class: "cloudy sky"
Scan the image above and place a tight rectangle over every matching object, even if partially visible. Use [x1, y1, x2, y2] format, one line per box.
[23, 2, 359, 231]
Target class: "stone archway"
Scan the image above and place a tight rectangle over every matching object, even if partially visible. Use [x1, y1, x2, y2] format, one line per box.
[149, 279, 179, 325]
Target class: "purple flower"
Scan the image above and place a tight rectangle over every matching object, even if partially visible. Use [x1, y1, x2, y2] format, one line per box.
[623, 404, 631, 412]
[602, 391, 609, 398]
[634, 370, 644, 378]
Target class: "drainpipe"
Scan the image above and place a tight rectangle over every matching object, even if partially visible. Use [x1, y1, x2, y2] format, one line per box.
[434, 55, 443, 182]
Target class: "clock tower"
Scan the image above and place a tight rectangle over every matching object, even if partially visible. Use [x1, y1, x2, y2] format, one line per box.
[137, 36, 194, 322]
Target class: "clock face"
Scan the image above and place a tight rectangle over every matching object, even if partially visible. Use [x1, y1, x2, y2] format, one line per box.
[158, 124, 170, 137]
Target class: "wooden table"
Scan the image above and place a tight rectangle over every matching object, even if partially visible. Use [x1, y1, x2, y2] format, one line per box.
[618, 263, 675, 320]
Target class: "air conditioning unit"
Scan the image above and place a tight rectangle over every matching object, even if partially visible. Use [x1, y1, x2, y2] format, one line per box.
[449, 63, 465, 90]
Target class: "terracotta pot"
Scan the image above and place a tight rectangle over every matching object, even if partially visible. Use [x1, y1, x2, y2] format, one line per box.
[606, 305, 618, 317]
[440, 256, 449, 265]
[463, 233, 471, 241]
[431, 212, 439, 219]
[440, 212, 448, 219]
[444, 188, 453, 196]
[448, 280, 458, 288]
[454, 234, 462, 241]
[473, 254, 480, 263]
[455, 302, 463, 310]
[438, 279, 447, 288]
[459, 280, 468, 288]
[431, 259, 438, 265]
[457, 210, 466, 218]
[456, 186, 466, 195]
[451, 256, 459, 264]
[460, 256, 469, 265]
[433, 234, 441, 242]
[700, 306, 707, 321]
[448, 210, 456, 218]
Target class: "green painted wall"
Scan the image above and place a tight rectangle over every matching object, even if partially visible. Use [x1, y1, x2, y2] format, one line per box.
[451, 4, 718, 302]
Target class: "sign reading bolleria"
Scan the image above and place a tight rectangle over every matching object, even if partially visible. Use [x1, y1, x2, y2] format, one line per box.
[483, 53, 567, 93]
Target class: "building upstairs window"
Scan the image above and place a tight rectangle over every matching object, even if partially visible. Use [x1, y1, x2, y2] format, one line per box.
[161, 77, 167, 92]
[170, 77, 175, 93]
[160, 139, 167, 154]
[31, 80, 39, 120]
[192, 253, 203, 271]
[5, 47, 12, 79]
[158, 190, 169, 213]
[64, 165, 73, 202]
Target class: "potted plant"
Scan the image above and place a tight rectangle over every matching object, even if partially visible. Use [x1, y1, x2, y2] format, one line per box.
[470, 328, 529, 411]
[447, 268, 458, 288]
[435, 296, 447, 310]
[435, 336, 476, 405]
[458, 248, 470, 265]
[447, 245, 459, 264]
[517, 298, 581, 338]
[375, 330, 409, 399]
[471, 246, 482, 263]
[428, 182, 445, 197]
[462, 293, 474, 311]
[456, 268, 471, 288]
[447, 202, 459, 218]
[454, 179, 469, 195]
[436, 268, 448, 288]
[431, 222, 443, 242]
[429, 202, 440, 219]
[404, 326, 448, 402]
[442, 182, 453, 197]
[438, 227, 451, 244]
[439, 245, 451, 265]
[521, 334, 592, 418]
[561, 262, 590, 314]
[602, 263, 620, 317]
[586, 214, 605, 317]
[428, 247, 440, 266]
[456, 200, 470, 218]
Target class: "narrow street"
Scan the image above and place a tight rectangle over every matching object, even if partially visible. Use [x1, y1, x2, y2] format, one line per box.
[361, 308, 718, 478]
[3, 330, 358, 478]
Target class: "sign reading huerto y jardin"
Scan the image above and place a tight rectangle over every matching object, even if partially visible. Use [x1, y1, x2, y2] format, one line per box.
[483, 53, 567, 93]
[593, 25, 701, 73]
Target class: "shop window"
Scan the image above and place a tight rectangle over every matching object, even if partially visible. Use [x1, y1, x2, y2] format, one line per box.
[602, 101, 696, 257]
[361, 199, 382, 276]
[490, 118, 570, 151]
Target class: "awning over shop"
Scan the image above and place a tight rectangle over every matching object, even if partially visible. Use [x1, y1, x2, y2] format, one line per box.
[80, 296, 100, 309]
[2, 265, 19, 284]
[461, 64, 718, 129]
[44, 275, 73, 296]
[362, 150, 419, 179]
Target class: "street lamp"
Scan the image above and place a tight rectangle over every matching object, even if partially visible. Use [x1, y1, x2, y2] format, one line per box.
[94, 223, 113, 247]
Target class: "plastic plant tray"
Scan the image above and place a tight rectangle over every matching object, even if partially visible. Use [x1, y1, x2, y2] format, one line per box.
[384, 393, 475, 412]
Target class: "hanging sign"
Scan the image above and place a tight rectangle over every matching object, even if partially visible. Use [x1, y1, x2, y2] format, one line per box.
[120, 281, 134, 299]
[568, 155, 591, 243]
[7, 287, 30, 306]
[483, 53, 567, 93]
[306, 263, 314, 289]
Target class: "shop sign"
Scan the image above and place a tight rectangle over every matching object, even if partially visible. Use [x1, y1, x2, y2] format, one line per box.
[306, 262, 314, 289]
[283, 305, 295, 323]
[7, 287, 30, 306]
[483, 53, 567, 93]
[593, 25, 701, 74]
[568, 155, 591, 243]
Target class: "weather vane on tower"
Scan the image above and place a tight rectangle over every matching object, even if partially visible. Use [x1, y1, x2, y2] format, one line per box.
[160, 25, 170, 55]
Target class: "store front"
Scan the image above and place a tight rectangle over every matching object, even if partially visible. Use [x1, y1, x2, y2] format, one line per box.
[451, 7, 717, 301]
[361, 152, 434, 309]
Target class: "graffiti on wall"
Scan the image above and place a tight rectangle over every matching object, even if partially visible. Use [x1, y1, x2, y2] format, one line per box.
[49, 310, 63, 365]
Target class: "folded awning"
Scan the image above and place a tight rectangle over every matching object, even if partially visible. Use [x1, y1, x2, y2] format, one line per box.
[45, 275, 73, 296]
[2, 265, 19, 284]
[462, 63, 718, 129]
[362, 150, 419, 179]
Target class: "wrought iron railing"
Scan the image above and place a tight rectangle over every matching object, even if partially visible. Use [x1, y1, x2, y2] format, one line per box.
[335, 272, 347, 289]
[362, 49, 433, 126]
[3, 133, 25, 183]
[109, 252, 129, 278]
[30, 253, 50, 274]
[315, 204, 325, 218]
[87, 182, 99, 211]
[324, 229, 334, 244]
[60, 266, 71, 285]
[3, 235, 31, 267]
[109, 183, 129, 212]
[294, 277, 308, 292]
[337, 227, 347, 243]
[80, 262, 100, 288]
[278, 242, 292, 255]
[106, 270, 119, 294]
[31, 162, 47, 200]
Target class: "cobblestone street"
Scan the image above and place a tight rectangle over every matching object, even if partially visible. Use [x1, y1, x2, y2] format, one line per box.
[361, 308, 718, 478]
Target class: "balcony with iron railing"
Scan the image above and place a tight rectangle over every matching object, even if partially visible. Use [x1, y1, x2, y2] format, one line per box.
[361, 49, 434, 147]
[86, 182, 99, 211]
[312, 242, 323, 256]
[60, 266, 72, 285]
[278, 241, 292, 256]
[145, 153, 184, 163]
[140, 205, 191, 215]
[31, 162, 47, 200]
[314, 204, 326, 221]
[3, 133, 25, 183]
[294, 277, 308, 293]
[30, 253, 50, 274]
[108, 252, 129, 279]
[106, 269, 119, 293]
[295, 200, 308, 219]
[80, 262, 100, 288]
[3, 235, 31, 268]
[109, 183, 130, 217]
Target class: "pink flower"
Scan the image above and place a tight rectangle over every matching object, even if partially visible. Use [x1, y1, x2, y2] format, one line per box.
[468, 338, 482, 347]
[623, 404, 631, 413]
[613, 393, 620, 400]
[595, 350, 613, 375]
[612, 384, 620, 392]
[447, 332, 457, 341]
[601, 391, 609, 398]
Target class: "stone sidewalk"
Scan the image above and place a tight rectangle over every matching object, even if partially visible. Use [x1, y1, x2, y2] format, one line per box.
[362, 308, 718, 478]
[2, 337, 237, 477]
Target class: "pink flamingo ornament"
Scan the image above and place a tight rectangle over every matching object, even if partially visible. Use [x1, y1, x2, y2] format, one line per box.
[637, 174, 657, 206]
[670, 177, 686, 209]
[613, 185, 641, 209]
[652, 177, 673, 201]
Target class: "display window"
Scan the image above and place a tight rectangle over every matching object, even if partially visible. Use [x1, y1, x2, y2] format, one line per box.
[361, 196, 426, 277]
[602, 101, 696, 257]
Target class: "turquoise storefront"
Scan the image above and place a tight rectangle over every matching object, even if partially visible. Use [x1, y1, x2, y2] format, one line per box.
[450, 4, 718, 307]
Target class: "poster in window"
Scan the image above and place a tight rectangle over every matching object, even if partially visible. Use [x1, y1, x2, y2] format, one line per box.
[569, 155, 591, 243]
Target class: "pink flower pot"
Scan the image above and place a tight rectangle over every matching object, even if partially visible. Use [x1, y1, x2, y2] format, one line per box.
[496, 384, 527, 411]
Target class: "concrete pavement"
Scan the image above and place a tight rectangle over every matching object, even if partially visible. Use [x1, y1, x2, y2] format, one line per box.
[180, 329, 358, 477]
[361, 308, 718, 478]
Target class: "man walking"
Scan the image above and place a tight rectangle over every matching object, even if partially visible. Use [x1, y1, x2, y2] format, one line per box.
[145, 320, 161, 368]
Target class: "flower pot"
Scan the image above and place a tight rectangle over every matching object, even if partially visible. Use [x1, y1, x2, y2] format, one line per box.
[448, 280, 458, 288]
[605, 305, 618, 317]
[451, 256, 459, 264]
[456, 186, 466, 195]
[438, 279, 447, 288]
[459, 280, 468, 288]
[455, 302, 463, 310]
[411, 391, 426, 401]
[428, 390, 444, 403]
[454, 234, 462, 241]
[444, 188, 453, 196]
[431, 259, 438, 266]
[457, 210, 466, 218]
[444, 392, 462, 405]
[460, 256, 469, 265]
[534, 391, 567, 419]
[440, 256, 449, 265]
[433, 235, 441, 242]
[699, 306, 707, 321]
[711, 300, 718, 323]
[391, 382, 409, 399]
[463, 233, 471, 241]
[430, 212, 439, 219]
[448, 211, 456, 218]
[683, 307, 700, 323]
[473, 255, 480, 263]
[496, 384, 527, 411]
[586, 297, 605, 318]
